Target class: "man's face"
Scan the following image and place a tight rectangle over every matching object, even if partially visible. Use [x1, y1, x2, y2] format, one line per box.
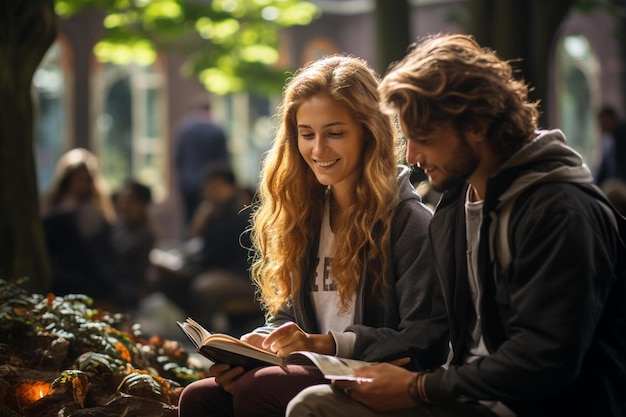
[401, 121, 478, 192]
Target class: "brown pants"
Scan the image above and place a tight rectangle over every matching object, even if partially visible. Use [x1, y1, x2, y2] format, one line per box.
[178, 365, 327, 417]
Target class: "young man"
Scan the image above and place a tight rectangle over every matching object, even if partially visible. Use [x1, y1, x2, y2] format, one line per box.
[286, 33, 626, 417]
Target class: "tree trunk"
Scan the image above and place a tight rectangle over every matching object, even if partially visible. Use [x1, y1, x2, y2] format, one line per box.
[374, 0, 411, 75]
[0, 0, 57, 293]
[616, 0, 626, 112]
[468, 0, 576, 127]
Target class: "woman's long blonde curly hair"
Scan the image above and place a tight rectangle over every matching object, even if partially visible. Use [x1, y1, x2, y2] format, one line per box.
[251, 55, 401, 316]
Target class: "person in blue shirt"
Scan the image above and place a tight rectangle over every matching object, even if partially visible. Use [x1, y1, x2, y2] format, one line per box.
[175, 101, 229, 226]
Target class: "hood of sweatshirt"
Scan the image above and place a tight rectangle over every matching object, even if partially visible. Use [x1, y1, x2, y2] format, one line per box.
[397, 164, 424, 205]
[489, 129, 594, 210]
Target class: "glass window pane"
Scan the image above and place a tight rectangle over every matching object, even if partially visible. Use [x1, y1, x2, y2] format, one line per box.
[95, 63, 167, 202]
[34, 42, 68, 194]
[555, 34, 598, 169]
[102, 77, 133, 191]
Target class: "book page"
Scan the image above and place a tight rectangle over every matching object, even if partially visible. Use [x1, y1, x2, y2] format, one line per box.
[203, 339, 282, 366]
[286, 351, 374, 382]
[184, 317, 212, 341]
[177, 319, 207, 349]
[178, 318, 372, 377]
[177, 317, 282, 368]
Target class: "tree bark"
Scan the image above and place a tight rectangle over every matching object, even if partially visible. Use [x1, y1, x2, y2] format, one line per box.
[374, 0, 411, 75]
[616, 0, 626, 107]
[0, 0, 57, 292]
[468, 0, 576, 127]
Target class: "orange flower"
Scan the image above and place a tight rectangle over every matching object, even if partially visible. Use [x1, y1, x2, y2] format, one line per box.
[46, 293, 56, 310]
[115, 342, 132, 362]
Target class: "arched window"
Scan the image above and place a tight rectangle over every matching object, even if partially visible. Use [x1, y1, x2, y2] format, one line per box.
[555, 34, 600, 169]
[93, 62, 168, 201]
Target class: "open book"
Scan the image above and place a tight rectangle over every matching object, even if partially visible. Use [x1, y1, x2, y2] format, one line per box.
[177, 317, 373, 382]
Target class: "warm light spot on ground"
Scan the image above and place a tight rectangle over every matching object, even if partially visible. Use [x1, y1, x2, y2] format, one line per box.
[15, 381, 51, 406]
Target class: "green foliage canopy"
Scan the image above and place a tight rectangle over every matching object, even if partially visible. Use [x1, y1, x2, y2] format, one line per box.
[54, 0, 320, 94]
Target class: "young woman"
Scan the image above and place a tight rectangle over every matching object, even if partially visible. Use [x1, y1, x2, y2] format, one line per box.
[177, 55, 448, 417]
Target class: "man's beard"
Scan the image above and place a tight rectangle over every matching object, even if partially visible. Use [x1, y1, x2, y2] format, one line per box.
[430, 138, 478, 193]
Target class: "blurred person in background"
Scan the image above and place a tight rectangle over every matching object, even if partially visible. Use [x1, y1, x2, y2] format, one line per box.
[175, 101, 230, 227]
[41, 148, 136, 311]
[601, 178, 626, 217]
[112, 179, 157, 302]
[595, 105, 626, 186]
[154, 165, 258, 332]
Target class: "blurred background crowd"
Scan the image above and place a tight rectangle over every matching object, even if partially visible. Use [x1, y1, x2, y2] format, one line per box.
[40, 104, 265, 341]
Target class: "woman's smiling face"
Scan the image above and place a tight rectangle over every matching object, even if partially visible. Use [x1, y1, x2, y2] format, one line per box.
[296, 94, 365, 195]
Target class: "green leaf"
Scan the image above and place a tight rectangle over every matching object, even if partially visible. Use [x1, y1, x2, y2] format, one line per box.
[94, 39, 157, 66]
[55, 0, 320, 94]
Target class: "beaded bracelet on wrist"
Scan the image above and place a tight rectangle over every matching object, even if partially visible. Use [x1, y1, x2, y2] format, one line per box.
[416, 372, 430, 404]
[407, 373, 428, 405]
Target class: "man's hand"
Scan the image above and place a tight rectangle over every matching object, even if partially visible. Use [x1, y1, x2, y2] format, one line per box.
[332, 362, 416, 411]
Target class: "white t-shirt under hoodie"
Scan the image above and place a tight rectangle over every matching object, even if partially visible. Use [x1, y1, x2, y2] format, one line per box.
[311, 195, 356, 357]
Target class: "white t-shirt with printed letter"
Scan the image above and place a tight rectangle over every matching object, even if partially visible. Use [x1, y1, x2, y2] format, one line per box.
[312, 197, 355, 334]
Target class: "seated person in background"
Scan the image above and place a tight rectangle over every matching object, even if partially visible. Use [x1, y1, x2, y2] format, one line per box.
[177, 55, 448, 417]
[601, 178, 626, 217]
[41, 148, 136, 311]
[595, 105, 626, 186]
[188, 166, 258, 330]
[111, 179, 157, 301]
[287, 33, 626, 417]
[156, 165, 258, 331]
